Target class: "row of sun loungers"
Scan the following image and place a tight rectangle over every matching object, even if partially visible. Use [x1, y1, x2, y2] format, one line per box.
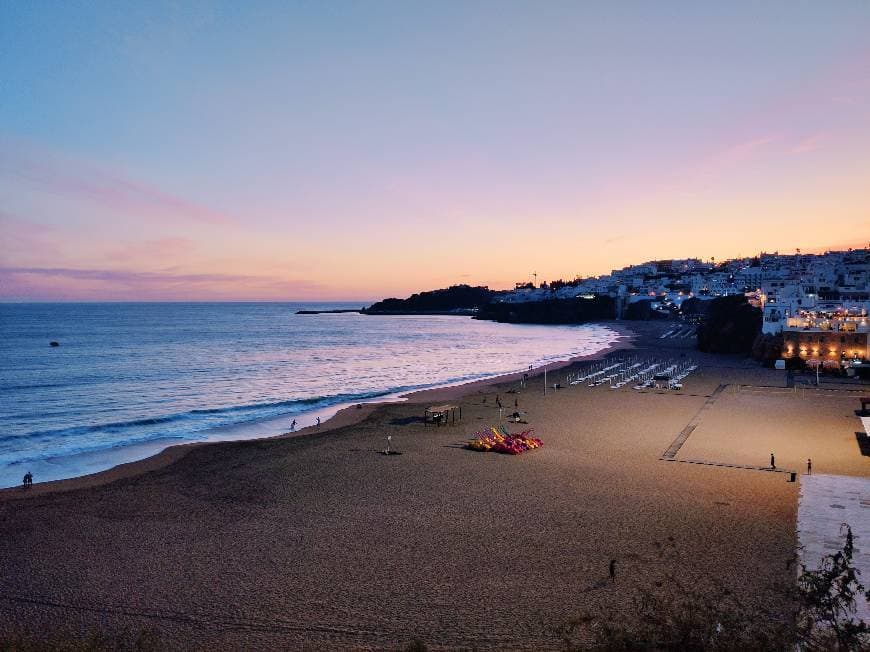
[630, 361, 698, 390]
[567, 361, 623, 386]
[566, 356, 699, 391]
[659, 327, 696, 340]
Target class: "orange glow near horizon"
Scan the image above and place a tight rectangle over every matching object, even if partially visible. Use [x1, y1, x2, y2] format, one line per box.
[2, 4, 869, 301]
[2, 126, 869, 301]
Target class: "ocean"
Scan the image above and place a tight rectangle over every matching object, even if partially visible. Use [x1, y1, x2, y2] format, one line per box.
[0, 303, 620, 488]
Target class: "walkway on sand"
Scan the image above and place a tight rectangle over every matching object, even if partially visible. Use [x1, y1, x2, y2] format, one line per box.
[660, 384, 727, 461]
[674, 459, 792, 473]
[660, 383, 797, 474]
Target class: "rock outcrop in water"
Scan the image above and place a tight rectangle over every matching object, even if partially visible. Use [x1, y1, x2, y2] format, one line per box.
[363, 285, 497, 315]
[363, 285, 617, 324]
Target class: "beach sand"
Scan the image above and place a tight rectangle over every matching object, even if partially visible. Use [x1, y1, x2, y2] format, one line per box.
[1, 322, 866, 650]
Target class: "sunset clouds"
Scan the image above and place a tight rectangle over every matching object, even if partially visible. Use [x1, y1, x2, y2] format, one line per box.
[1, 141, 233, 226]
[2, 2, 869, 300]
[0, 266, 327, 302]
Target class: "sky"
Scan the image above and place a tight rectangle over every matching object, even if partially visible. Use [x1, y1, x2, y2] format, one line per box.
[1, 1, 869, 301]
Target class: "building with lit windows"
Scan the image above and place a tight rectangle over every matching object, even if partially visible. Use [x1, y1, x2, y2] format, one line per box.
[781, 307, 869, 363]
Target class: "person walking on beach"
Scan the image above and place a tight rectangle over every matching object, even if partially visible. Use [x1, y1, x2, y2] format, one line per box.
[770, 452, 776, 470]
[609, 559, 616, 582]
[22, 471, 32, 489]
[807, 458, 812, 475]
[316, 417, 321, 428]
[290, 419, 296, 431]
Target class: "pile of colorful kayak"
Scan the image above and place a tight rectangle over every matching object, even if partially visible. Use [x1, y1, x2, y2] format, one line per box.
[466, 426, 543, 455]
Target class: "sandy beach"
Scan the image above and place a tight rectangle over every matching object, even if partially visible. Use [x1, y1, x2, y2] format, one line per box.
[1, 321, 867, 650]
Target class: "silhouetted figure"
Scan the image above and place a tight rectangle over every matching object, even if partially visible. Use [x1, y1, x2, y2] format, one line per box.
[496, 394, 502, 408]
[291, 419, 296, 431]
[609, 559, 616, 582]
[22, 471, 32, 489]
[807, 458, 812, 475]
[316, 417, 321, 427]
[770, 452, 776, 470]
[514, 398, 518, 408]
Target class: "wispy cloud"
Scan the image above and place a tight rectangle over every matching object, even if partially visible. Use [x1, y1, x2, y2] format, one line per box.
[103, 237, 195, 263]
[0, 266, 327, 301]
[0, 210, 66, 263]
[0, 140, 234, 226]
[790, 132, 827, 154]
[716, 135, 780, 165]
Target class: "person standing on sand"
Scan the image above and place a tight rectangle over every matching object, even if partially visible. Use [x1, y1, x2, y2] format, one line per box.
[22, 471, 32, 489]
[770, 453, 776, 470]
[316, 417, 321, 427]
[807, 458, 812, 475]
[609, 559, 616, 582]
[291, 419, 296, 431]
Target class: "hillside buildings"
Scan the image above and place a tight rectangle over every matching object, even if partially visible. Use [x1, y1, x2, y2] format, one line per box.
[498, 248, 870, 362]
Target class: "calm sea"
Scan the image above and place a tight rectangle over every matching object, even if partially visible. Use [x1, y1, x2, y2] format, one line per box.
[0, 303, 620, 487]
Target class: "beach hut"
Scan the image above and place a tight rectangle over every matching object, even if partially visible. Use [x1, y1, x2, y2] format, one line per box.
[424, 404, 461, 426]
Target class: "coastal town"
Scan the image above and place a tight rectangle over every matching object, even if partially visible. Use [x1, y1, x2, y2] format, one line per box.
[366, 248, 869, 372]
[499, 247, 870, 365]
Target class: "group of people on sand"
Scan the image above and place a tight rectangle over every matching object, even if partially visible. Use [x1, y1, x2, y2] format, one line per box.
[22, 471, 33, 489]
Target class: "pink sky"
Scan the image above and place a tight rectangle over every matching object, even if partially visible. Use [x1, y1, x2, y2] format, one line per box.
[2, 3, 869, 301]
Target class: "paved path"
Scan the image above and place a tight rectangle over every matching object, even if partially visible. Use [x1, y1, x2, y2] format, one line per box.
[797, 474, 870, 622]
